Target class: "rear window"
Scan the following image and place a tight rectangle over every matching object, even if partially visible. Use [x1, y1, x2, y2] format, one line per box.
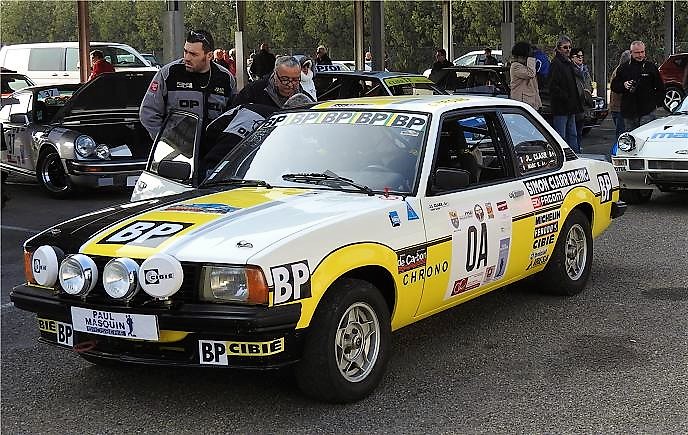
[28, 48, 65, 71]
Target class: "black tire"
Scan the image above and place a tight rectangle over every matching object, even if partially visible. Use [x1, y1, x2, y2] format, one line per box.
[620, 188, 652, 204]
[663, 86, 685, 112]
[36, 149, 73, 198]
[535, 209, 592, 296]
[295, 278, 391, 403]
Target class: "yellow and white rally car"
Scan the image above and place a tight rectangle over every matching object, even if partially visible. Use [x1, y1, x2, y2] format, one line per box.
[11, 95, 626, 403]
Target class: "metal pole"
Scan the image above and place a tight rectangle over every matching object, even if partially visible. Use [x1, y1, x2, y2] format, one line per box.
[77, 0, 90, 83]
[370, 0, 384, 71]
[235, 0, 247, 90]
[594, 1, 607, 103]
[354, 0, 364, 70]
[441, 1, 453, 61]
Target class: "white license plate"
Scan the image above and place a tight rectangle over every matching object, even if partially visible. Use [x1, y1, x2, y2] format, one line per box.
[71, 307, 159, 341]
[126, 175, 139, 187]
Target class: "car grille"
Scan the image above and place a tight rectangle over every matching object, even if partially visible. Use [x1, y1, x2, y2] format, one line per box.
[628, 159, 645, 170]
[59, 256, 199, 307]
[647, 160, 688, 170]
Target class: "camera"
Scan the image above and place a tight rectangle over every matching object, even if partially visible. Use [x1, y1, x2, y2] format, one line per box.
[628, 80, 637, 93]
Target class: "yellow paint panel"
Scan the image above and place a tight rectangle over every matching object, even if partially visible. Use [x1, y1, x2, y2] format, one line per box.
[383, 76, 433, 86]
[313, 96, 410, 109]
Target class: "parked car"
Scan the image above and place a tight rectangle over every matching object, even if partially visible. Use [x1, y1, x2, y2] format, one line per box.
[140, 53, 163, 68]
[1, 67, 35, 97]
[0, 71, 155, 197]
[658, 52, 688, 111]
[313, 69, 447, 101]
[611, 94, 688, 203]
[11, 95, 625, 403]
[423, 50, 504, 77]
[430, 65, 609, 135]
[0, 42, 158, 85]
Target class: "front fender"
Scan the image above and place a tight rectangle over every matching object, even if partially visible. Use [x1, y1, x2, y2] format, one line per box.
[296, 242, 411, 329]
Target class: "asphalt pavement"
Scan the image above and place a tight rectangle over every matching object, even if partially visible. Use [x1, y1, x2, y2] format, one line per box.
[1, 114, 687, 434]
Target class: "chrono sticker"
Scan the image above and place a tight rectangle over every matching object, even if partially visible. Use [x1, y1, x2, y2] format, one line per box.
[99, 221, 194, 248]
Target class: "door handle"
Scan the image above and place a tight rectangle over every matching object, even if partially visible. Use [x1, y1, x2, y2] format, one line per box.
[509, 189, 524, 198]
[51, 73, 58, 76]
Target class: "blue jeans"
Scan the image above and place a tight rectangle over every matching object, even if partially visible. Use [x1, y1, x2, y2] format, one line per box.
[553, 114, 579, 152]
[611, 111, 625, 141]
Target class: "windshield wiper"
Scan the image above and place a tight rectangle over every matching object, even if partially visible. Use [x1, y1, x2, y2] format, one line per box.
[282, 170, 374, 196]
[201, 177, 272, 189]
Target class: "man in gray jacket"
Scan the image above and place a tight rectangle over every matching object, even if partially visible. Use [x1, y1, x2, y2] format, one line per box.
[140, 29, 236, 140]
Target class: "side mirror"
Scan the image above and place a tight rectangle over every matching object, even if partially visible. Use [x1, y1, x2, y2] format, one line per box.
[434, 168, 471, 191]
[9, 113, 29, 125]
[157, 160, 191, 182]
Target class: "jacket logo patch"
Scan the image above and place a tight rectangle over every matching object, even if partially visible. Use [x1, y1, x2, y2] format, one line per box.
[271, 261, 311, 305]
[149, 81, 159, 92]
[177, 82, 193, 88]
[100, 221, 193, 248]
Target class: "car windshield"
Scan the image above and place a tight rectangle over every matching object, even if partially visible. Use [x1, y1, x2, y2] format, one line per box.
[385, 78, 446, 96]
[208, 110, 429, 195]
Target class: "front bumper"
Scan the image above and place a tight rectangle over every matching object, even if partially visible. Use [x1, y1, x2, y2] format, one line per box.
[611, 200, 627, 219]
[65, 160, 146, 188]
[612, 162, 688, 190]
[11, 284, 303, 368]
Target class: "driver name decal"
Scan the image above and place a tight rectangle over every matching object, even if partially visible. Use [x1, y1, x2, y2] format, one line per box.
[524, 168, 590, 196]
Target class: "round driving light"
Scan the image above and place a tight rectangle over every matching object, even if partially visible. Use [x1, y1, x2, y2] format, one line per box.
[32, 245, 64, 287]
[75, 135, 97, 157]
[59, 254, 98, 296]
[617, 133, 636, 152]
[103, 258, 140, 300]
[138, 253, 184, 299]
[94, 144, 110, 160]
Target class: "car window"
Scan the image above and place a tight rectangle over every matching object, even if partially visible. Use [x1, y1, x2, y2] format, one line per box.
[502, 113, 560, 175]
[2, 48, 30, 72]
[65, 48, 79, 71]
[28, 48, 65, 71]
[212, 110, 429, 195]
[108, 47, 146, 67]
[431, 112, 511, 194]
[150, 112, 198, 182]
[455, 54, 477, 66]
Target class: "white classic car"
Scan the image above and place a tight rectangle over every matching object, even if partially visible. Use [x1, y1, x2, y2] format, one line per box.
[11, 95, 625, 403]
[612, 96, 688, 203]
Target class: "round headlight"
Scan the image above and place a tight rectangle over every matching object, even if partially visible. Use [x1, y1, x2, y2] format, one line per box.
[138, 253, 184, 299]
[75, 135, 97, 157]
[59, 254, 98, 296]
[103, 258, 140, 300]
[32, 245, 64, 287]
[617, 133, 636, 152]
[95, 144, 110, 160]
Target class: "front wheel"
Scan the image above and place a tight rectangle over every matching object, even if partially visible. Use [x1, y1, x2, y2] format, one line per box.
[663, 87, 685, 112]
[535, 209, 592, 296]
[36, 149, 73, 198]
[295, 278, 391, 403]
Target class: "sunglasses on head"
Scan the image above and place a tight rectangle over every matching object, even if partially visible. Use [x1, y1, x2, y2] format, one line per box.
[188, 31, 212, 50]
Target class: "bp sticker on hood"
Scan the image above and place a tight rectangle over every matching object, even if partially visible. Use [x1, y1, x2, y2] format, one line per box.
[262, 111, 428, 131]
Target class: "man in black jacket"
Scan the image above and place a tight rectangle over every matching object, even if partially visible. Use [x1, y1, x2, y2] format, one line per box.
[250, 43, 277, 80]
[610, 40, 664, 131]
[548, 35, 583, 152]
[233, 56, 313, 109]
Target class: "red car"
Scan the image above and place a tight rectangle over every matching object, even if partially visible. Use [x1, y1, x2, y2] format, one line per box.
[659, 52, 687, 111]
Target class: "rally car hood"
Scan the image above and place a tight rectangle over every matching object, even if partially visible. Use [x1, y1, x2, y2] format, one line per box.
[53, 71, 155, 120]
[27, 187, 404, 265]
[620, 114, 688, 156]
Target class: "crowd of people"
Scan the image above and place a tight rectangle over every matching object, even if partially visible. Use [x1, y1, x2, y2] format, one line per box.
[136, 28, 670, 164]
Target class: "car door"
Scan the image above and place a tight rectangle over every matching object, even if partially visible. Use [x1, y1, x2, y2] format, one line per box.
[27, 47, 71, 85]
[415, 110, 532, 316]
[131, 110, 201, 201]
[0, 90, 36, 172]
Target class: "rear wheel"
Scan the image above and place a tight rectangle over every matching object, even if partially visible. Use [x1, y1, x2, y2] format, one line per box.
[36, 149, 73, 198]
[535, 209, 592, 296]
[295, 278, 391, 403]
[620, 188, 652, 204]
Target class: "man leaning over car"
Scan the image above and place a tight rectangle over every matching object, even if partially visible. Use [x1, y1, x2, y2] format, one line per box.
[140, 29, 236, 141]
[232, 56, 313, 109]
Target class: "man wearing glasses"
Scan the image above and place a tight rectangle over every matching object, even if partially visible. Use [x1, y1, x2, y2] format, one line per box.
[548, 35, 584, 152]
[610, 40, 664, 131]
[232, 56, 313, 109]
[140, 29, 236, 140]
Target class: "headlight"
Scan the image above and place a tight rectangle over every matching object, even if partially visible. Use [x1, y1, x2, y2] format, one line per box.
[30, 245, 64, 287]
[138, 253, 184, 299]
[103, 258, 140, 300]
[200, 266, 268, 304]
[59, 254, 98, 296]
[617, 133, 636, 152]
[75, 135, 97, 157]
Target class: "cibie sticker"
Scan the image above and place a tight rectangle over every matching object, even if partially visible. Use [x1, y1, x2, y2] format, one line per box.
[38, 318, 73, 347]
[261, 111, 429, 131]
[199, 338, 285, 365]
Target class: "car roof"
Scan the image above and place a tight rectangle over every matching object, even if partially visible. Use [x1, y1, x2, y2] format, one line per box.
[311, 94, 529, 115]
[2, 42, 134, 49]
[316, 70, 428, 79]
